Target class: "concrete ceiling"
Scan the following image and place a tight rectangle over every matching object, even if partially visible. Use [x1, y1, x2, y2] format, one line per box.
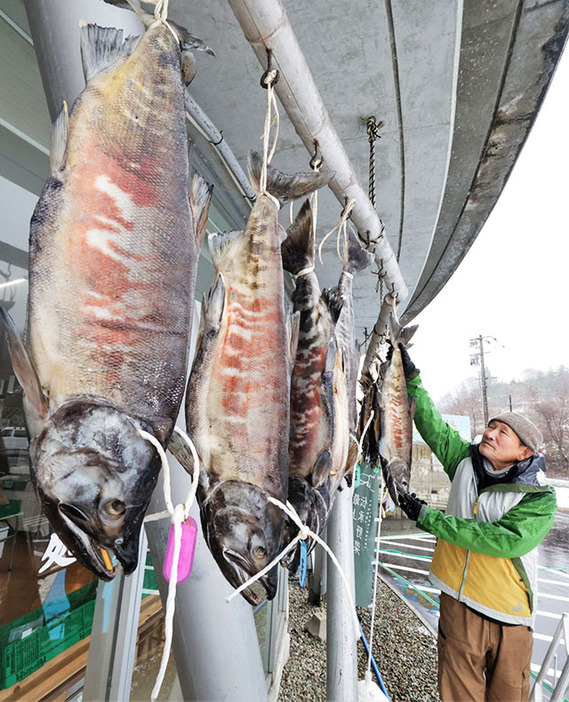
[0, 0, 567, 346]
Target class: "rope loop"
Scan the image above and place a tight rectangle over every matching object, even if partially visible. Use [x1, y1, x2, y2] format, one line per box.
[259, 54, 280, 198]
[260, 49, 280, 89]
[318, 197, 356, 265]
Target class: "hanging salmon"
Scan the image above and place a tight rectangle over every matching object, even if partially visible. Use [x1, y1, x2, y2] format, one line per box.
[379, 313, 418, 503]
[184, 154, 331, 604]
[0, 21, 212, 579]
[329, 224, 373, 491]
[280, 200, 343, 563]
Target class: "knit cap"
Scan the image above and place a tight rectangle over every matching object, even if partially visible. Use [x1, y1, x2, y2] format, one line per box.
[488, 412, 543, 452]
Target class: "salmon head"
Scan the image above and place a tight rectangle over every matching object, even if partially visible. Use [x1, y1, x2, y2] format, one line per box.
[199, 481, 285, 605]
[31, 402, 160, 580]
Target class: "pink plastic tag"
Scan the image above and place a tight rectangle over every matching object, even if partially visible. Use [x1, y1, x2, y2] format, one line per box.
[163, 516, 198, 583]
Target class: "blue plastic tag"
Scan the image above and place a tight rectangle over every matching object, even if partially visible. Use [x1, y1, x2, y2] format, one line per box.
[299, 541, 308, 588]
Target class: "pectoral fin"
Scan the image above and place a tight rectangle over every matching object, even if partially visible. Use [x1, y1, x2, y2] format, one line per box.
[189, 175, 213, 250]
[0, 308, 48, 433]
[167, 430, 202, 478]
[50, 102, 69, 174]
[311, 450, 332, 490]
[287, 311, 300, 367]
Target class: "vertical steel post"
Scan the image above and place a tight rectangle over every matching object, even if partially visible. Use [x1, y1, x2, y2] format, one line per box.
[478, 335, 489, 426]
[326, 482, 358, 700]
[145, 459, 268, 702]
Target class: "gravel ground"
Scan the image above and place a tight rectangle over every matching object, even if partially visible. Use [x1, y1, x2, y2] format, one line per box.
[279, 576, 440, 702]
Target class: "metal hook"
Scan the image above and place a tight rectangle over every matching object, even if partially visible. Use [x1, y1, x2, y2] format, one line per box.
[309, 140, 323, 171]
[260, 48, 280, 89]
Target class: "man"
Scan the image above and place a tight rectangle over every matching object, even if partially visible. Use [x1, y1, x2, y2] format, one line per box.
[397, 349, 557, 702]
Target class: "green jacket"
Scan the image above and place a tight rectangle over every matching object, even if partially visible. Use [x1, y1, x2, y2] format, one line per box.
[407, 374, 557, 624]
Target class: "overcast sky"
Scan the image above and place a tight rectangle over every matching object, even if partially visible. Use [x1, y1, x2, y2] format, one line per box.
[408, 46, 569, 403]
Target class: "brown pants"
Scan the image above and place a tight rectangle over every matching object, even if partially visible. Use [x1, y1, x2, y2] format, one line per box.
[438, 593, 533, 702]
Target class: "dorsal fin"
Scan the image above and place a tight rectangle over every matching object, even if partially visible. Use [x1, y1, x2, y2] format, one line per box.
[342, 223, 373, 275]
[321, 286, 344, 325]
[79, 22, 139, 82]
[208, 230, 244, 270]
[281, 199, 314, 274]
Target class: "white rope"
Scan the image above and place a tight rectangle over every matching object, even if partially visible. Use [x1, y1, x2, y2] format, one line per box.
[296, 265, 315, 277]
[318, 198, 356, 266]
[366, 470, 384, 678]
[137, 426, 200, 701]
[259, 70, 280, 200]
[225, 497, 361, 641]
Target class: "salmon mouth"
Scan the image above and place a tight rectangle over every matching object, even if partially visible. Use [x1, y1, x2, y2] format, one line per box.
[223, 548, 276, 605]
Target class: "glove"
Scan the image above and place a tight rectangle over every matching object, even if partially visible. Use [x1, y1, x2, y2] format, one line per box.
[398, 492, 427, 521]
[385, 342, 419, 379]
[399, 344, 419, 379]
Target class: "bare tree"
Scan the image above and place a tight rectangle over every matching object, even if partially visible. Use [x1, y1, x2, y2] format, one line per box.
[528, 369, 569, 477]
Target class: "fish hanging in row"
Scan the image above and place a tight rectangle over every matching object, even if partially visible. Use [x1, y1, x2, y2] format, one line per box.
[358, 312, 417, 504]
[280, 199, 344, 566]
[378, 313, 418, 503]
[0, 19, 212, 579]
[330, 224, 374, 490]
[179, 154, 332, 604]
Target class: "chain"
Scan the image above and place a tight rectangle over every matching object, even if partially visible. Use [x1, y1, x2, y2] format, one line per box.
[366, 116, 382, 209]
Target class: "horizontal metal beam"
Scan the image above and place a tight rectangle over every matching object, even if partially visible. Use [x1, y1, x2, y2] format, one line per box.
[227, 0, 408, 302]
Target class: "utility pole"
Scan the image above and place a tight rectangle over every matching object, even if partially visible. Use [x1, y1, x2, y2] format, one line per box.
[470, 335, 495, 427]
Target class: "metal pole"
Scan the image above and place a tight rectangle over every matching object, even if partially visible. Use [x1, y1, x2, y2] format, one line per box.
[24, 0, 144, 121]
[226, 0, 408, 302]
[326, 482, 358, 701]
[145, 465, 268, 702]
[478, 335, 489, 426]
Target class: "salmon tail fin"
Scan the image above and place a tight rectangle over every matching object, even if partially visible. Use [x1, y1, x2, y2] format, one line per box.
[79, 22, 138, 82]
[342, 223, 373, 275]
[189, 175, 213, 250]
[388, 312, 418, 348]
[208, 230, 244, 270]
[248, 151, 333, 205]
[281, 199, 314, 275]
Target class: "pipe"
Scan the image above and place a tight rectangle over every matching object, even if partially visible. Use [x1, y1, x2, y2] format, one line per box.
[326, 482, 358, 700]
[184, 91, 255, 203]
[226, 0, 408, 302]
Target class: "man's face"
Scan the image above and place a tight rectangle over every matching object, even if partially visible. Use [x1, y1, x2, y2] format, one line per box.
[479, 420, 533, 470]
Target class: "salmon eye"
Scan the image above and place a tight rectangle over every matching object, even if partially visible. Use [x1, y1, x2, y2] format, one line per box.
[102, 499, 126, 518]
[253, 546, 267, 560]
